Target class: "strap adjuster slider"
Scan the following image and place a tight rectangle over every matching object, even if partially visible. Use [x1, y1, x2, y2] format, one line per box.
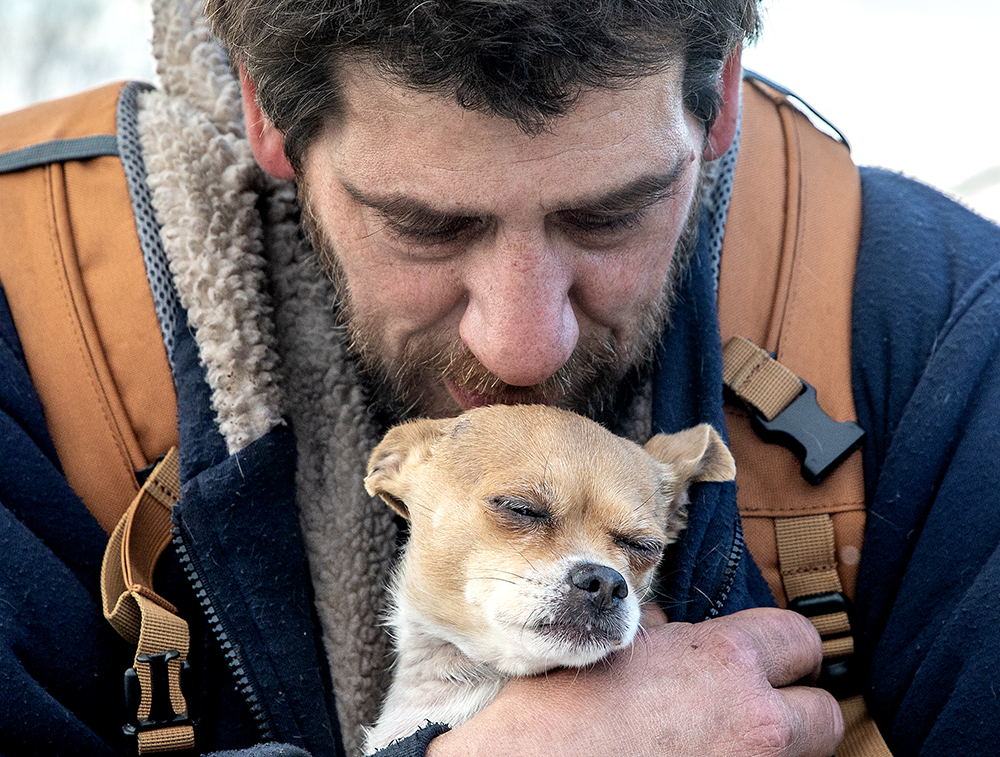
[123, 649, 195, 756]
[788, 591, 859, 699]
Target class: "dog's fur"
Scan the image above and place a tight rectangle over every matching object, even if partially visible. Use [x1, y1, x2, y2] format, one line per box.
[362, 404, 736, 753]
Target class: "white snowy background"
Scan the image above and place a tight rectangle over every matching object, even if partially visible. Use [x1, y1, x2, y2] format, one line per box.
[742, 0, 1000, 224]
[2, 0, 998, 223]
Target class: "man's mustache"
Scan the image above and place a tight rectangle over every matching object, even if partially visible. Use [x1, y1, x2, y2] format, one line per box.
[421, 336, 619, 406]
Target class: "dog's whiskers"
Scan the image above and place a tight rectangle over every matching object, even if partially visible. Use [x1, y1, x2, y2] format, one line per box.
[629, 623, 655, 666]
[466, 574, 520, 587]
[518, 604, 553, 643]
[404, 501, 436, 516]
[631, 490, 658, 514]
[510, 544, 539, 573]
[485, 568, 534, 581]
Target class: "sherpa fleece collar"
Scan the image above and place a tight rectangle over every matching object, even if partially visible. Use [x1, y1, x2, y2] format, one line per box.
[138, 1, 397, 752]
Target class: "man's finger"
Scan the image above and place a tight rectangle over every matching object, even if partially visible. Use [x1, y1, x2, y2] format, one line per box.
[731, 608, 825, 688]
[690, 609, 823, 688]
[776, 684, 845, 757]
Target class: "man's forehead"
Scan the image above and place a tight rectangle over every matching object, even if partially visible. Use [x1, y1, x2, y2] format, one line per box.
[308, 62, 697, 211]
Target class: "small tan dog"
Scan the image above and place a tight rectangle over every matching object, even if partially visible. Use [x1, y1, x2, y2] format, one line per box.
[362, 404, 736, 753]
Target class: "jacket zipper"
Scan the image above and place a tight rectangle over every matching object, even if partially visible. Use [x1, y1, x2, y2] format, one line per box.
[705, 518, 745, 619]
[172, 521, 277, 743]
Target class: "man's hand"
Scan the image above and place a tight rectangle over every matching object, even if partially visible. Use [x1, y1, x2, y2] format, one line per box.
[426, 608, 843, 757]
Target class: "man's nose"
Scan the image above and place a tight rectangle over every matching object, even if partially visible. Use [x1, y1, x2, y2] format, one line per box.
[459, 237, 579, 387]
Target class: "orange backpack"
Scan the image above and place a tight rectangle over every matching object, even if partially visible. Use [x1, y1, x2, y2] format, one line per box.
[0, 82, 178, 533]
[0, 76, 888, 756]
[0, 81, 191, 754]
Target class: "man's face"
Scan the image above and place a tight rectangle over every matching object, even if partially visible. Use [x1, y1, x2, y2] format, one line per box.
[299, 63, 706, 419]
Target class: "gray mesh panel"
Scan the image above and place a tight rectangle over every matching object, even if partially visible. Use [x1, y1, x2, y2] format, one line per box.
[115, 81, 182, 370]
[702, 109, 742, 293]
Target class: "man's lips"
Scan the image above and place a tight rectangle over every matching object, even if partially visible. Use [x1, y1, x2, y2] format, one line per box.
[444, 378, 553, 410]
[446, 380, 493, 410]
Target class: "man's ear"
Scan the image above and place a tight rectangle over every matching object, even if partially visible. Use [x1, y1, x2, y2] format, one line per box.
[364, 418, 451, 519]
[643, 424, 736, 489]
[703, 46, 742, 161]
[240, 64, 296, 180]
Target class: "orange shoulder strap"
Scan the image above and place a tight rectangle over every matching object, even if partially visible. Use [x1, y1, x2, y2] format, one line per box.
[0, 82, 179, 534]
[718, 75, 866, 607]
[719, 76, 891, 756]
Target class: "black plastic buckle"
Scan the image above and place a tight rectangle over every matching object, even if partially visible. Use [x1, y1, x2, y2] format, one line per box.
[788, 591, 859, 699]
[748, 381, 865, 485]
[123, 650, 194, 757]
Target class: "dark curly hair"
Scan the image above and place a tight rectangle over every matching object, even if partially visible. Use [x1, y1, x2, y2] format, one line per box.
[207, 0, 761, 171]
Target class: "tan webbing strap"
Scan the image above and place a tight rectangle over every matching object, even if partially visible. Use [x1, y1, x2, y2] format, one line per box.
[839, 696, 894, 757]
[774, 515, 853, 657]
[721, 338, 856, 661]
[722, 354, 889, 757]
[722, 336, 803, 421]
[773, 518, 887, 757]
[101, 448, 194, 754]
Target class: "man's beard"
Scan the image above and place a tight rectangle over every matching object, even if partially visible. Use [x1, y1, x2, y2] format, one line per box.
[299, 178, 703, 422]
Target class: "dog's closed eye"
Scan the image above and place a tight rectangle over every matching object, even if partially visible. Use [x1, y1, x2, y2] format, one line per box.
[614, 535, 663, 557]
[487, 495, 552, 528]
[614, 535, 665, 569]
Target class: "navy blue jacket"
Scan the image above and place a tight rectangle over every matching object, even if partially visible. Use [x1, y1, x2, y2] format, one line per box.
[2, 161, 999, 756]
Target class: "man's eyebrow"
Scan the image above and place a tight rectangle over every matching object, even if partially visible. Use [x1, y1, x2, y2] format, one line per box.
[561, 156, 688, 216]
[563, 154, 690, 216]
[341, 182, 478, 227]
[340, 152, 690, 224]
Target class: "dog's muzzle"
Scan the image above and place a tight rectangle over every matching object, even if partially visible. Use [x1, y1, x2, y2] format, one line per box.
[531, 562, 633, 650]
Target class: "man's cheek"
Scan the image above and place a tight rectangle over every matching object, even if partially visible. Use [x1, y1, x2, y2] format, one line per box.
[351, 264, 465, 338]
[573, 251, 669, 330]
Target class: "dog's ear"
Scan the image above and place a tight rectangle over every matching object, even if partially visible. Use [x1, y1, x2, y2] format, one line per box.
[364, 417, 451, 519]
[643, 424, 736, 490]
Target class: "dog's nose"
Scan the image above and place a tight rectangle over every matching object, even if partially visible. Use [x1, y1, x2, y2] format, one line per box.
[568, 563, 629, 611]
